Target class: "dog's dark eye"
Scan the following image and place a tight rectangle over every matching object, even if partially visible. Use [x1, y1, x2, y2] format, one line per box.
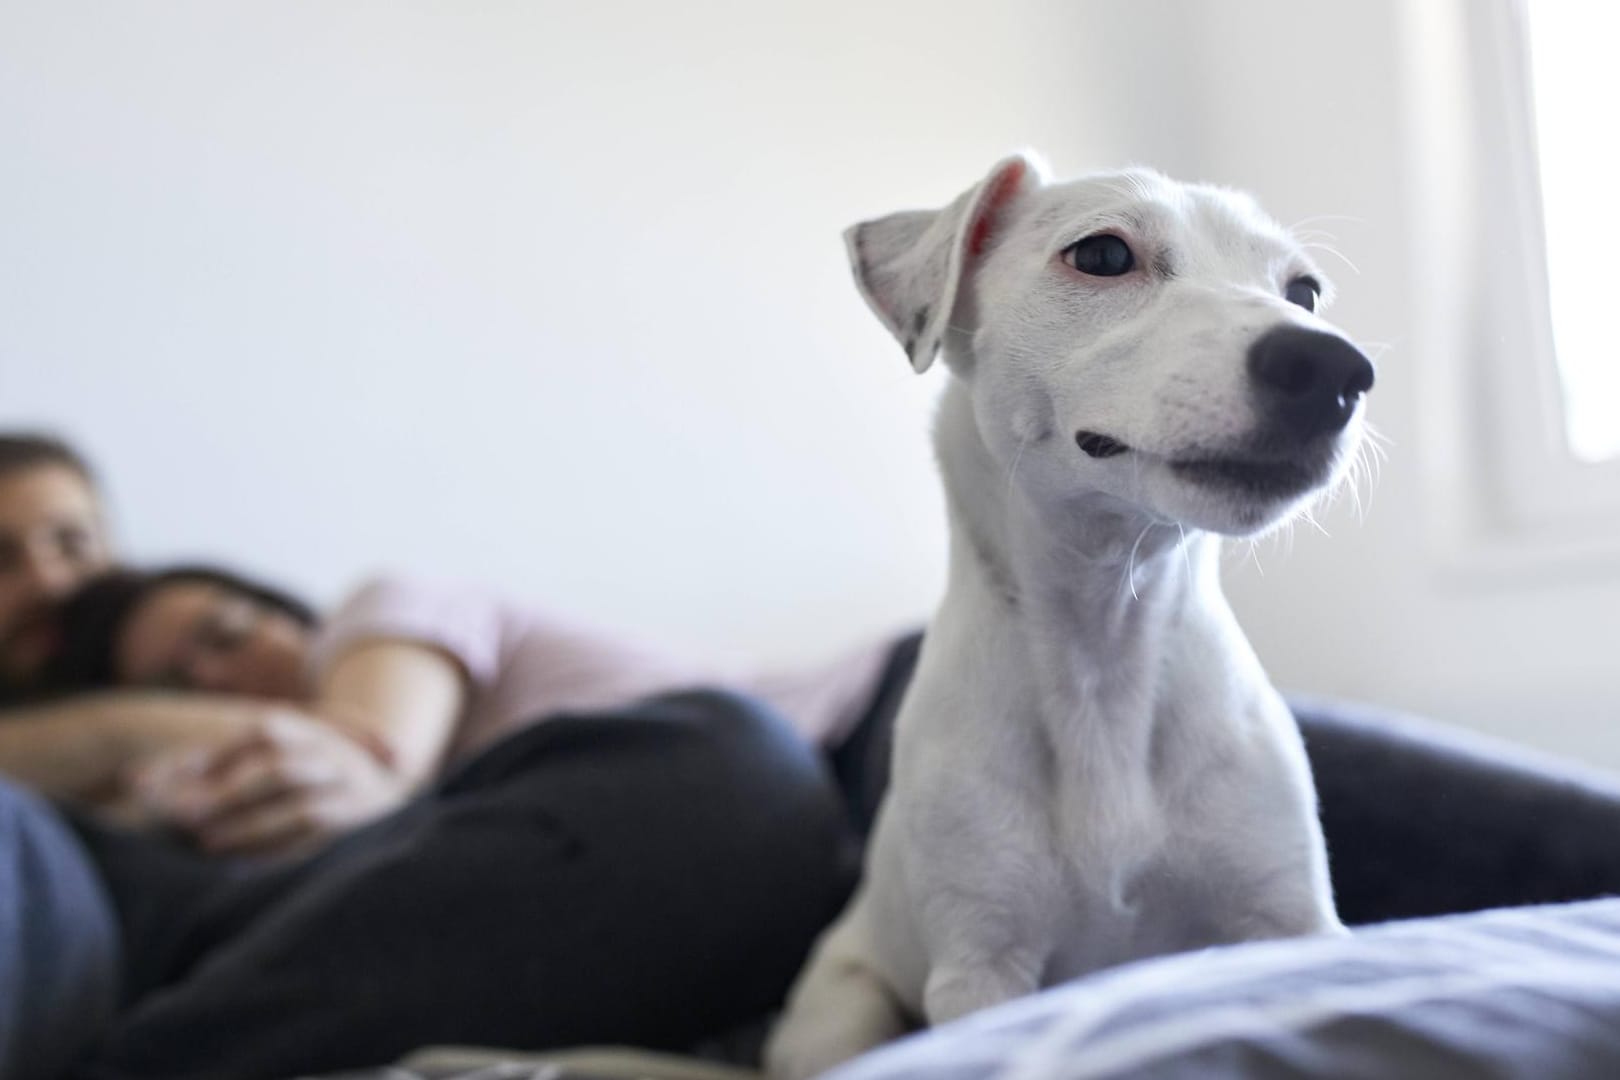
[1062, 235, 1135, 277]
[1285, 276, 1320, 312]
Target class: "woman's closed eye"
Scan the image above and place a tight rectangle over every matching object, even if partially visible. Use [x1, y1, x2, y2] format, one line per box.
[195, 602, 256, 655]
[153, 603, 258, 689]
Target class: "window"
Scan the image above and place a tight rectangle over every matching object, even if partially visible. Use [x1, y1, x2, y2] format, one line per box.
[1403, 0, 1620, 575]
[1525, 2, 1620, 463]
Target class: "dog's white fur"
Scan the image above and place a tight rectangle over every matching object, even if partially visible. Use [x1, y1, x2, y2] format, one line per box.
[766, 155, 1367, 1079]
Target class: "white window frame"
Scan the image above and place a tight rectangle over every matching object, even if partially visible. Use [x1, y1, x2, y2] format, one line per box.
[1404, 0, 1620, 579]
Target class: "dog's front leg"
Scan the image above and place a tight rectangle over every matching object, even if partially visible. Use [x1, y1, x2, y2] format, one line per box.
[1226, 860, 1345, 942]
[1193, 719, 1345, 943]
[906, 788, 1060, 1026]
[923, 946, 1046, 1026]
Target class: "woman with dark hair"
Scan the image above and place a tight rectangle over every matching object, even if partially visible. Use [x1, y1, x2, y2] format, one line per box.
[37, 565, 895, 856]
[47, 564, 318, 690]
[6, 566, 424, 853]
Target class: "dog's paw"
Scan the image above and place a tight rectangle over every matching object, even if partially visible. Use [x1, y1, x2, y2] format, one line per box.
[922, 961, 1040, 1027]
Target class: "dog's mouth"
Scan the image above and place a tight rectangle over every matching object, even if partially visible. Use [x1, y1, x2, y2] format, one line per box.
[1169, 455, 1327, 499]
[1075, 431, 1130, 459]
[1077, 431, 1334, 502]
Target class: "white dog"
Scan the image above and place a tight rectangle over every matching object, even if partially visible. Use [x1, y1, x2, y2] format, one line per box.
[766, 154, 1373, 1079]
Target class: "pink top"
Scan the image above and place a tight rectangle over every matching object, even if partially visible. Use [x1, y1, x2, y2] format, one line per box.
[309, 576, 897, 768]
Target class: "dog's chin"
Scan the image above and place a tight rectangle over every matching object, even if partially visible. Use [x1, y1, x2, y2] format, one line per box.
[1138, 450, 1342, 537]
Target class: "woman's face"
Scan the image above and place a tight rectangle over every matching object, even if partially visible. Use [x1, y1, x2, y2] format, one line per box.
[118, 581, 312, 699]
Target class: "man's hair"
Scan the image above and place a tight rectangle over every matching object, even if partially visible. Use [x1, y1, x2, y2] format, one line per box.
[0, 433, 97, 487]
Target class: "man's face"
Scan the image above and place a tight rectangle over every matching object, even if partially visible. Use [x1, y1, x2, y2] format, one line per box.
[0, 464, 112, 686]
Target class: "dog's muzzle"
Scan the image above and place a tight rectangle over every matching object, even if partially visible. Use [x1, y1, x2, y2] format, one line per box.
[1246, 326, 1374, 442]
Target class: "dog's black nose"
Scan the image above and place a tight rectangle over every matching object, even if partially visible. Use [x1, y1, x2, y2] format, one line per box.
[1246, 326, 1375, 440]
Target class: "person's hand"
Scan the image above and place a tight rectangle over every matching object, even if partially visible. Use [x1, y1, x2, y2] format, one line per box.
[129, 709, 409, 856]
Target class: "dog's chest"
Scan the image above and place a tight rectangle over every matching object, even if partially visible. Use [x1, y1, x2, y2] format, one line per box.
[1029, 678, 1194, 969]
[1039, 685, 1168, 891]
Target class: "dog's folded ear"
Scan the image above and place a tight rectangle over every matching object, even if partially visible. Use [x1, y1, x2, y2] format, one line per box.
[844, 154, 1045, 373]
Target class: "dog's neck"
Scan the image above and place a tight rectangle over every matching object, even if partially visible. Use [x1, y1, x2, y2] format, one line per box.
[934, 381, 1224, 670]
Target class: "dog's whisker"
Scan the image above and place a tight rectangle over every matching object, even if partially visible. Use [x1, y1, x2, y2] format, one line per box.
[1287, 213, 1365, 232]
[1299, 241, 1360, 277]
[1341, 464, 1364, 524]
[1289, 213, 1362, 226]
[1345, 425, 1388, 524]
[1319, 485, 1342, 525]
[1124, 523, 1154, 602]
[1006, 435, 1031, 491]
[1358, 438, 1384, 517]
[1341, 449, 1366, 523]
[1362, 422, 1393, 454]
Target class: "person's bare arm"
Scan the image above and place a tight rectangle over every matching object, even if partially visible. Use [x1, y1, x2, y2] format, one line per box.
[314, 638, 467, 790]
[136, 639, 468, 854]
[0, 692, 275, 802]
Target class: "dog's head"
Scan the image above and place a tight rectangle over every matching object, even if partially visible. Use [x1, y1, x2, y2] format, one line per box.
[847, 154, 1374, 536]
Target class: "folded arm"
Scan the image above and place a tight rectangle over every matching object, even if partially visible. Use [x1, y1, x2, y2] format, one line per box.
[0, 691, 271, 803]
[0, 635, 467, 856]
[133, 638, 467, 854]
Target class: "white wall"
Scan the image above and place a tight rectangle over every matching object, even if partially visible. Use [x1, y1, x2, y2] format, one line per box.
[3, 2, 1616, 765]
[0, 0, 1086, 663]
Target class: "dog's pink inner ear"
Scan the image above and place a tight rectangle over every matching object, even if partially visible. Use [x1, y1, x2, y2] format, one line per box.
[966, 159, 1028, 260]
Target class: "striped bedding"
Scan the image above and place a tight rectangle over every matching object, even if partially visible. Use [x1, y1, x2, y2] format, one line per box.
[824, 899, 1620, 1080]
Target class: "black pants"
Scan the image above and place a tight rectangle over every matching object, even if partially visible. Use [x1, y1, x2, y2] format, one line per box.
[63, 690, 857, 1080]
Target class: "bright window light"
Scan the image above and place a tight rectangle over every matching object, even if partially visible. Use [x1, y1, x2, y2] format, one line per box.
[1525, 2, 1620, 463]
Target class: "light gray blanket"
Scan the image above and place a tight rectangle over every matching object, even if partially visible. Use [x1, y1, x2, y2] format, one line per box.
[315, 899, 1620, 1080]
[826, 898, 1620, 1080]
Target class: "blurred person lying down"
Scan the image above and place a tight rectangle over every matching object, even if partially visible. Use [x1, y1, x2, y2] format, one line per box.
[0, 430, 900, 1077]
[3, 564, 899, 856]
